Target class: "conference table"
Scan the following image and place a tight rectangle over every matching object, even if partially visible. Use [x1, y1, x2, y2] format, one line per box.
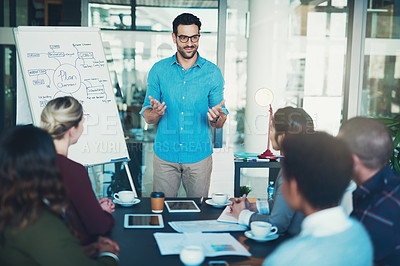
[109, 198, 289, 266]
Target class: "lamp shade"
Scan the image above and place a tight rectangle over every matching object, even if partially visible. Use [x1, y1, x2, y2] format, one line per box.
[254, 88, 274, 107]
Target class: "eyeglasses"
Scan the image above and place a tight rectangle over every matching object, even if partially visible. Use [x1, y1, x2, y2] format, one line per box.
[177, 34, 200, 43]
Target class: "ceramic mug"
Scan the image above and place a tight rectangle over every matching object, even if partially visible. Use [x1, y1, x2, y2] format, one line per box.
[211, 193, 229, 205]
[114, 191, 135, 203]
[250, 221, 278, 238]
[179, 245, 205, 266]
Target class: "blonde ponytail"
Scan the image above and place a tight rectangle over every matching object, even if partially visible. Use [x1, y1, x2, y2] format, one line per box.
[40, 96, 83, 140]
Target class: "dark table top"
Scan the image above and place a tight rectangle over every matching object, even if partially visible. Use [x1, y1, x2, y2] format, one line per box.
[109, 198, 287, 266]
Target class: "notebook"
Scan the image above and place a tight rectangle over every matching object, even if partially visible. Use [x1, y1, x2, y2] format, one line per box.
[217, 206, 238, 224]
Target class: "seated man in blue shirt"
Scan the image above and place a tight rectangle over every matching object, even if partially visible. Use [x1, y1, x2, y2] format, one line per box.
[264, 132, 372, 266]
[339, 117, 400, 265]
[140, 13, 228, 197]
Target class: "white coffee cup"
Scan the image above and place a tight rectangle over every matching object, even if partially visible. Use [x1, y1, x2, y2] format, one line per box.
[114, 191, 135, 203]
[250, 221, 278, 238]
[212, 193, 229, 205]
[179, 245, 204, 266]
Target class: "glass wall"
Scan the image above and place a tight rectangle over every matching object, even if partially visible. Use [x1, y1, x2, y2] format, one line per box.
[1, 46, 16, 129]
[89, 3, 219, 196]
[238, 0, 349, 197]
[361, 1, 400, 117]
[3, 0, 394, 197]
[223, 0, 248, 152]
[89, 3, 218, 32]
[88, 0, 352, 198]
[90, 3, 132, 29]
[1, 0, 29, 131]
[289, 1, 348, 135]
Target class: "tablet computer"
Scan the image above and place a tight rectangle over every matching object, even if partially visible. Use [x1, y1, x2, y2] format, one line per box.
[164, 200, 201, 213]
[124, 214, 164, 229]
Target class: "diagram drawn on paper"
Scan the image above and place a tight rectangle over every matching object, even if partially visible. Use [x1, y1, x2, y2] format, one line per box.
[15, 27, 129, 167]
[24, 42, 111, 109]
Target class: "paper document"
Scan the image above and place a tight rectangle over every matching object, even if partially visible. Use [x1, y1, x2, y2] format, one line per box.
[169, 220, 247, 233]
[217, 206, 239, 224]
[153, 232, 251, 257]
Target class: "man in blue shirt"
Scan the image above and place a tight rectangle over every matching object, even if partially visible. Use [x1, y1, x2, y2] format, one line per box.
[338, 117, 400, 265]
[140, 13, 228, 197]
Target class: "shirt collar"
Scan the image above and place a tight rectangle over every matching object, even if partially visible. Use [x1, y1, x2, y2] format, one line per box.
[353, 165, 392, 199]
[170, 52, 204, 69]
[300, 206, 351, 237]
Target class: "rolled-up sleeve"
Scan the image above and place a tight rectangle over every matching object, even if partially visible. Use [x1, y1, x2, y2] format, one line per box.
[140, 64, 161, 116]
[208, 67, 229, 115]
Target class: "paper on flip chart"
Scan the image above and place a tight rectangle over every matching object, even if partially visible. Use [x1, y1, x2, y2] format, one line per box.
[153, 232, 251, 257]
[169, 220, 247, 233]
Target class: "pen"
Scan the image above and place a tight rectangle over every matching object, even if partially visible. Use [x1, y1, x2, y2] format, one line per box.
[199, 196, 204, 205]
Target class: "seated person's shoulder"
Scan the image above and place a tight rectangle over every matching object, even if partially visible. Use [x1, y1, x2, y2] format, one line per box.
[57, 154, 86, 172]
[6, 209, 67, 243]
[348, 218, 371, 239]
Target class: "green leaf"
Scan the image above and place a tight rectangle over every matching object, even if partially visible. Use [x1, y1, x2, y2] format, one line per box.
[394, 130, 400, 149]
[393, 154, 400, 173]
[376, 116, 400, 173]
[387, 122, 400, 128]
[240, 185, 252, 196]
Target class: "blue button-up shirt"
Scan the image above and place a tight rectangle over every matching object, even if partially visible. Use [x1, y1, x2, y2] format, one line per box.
[140, 53, 228, 163]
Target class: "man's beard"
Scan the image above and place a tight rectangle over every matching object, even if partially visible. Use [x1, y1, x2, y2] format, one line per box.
[177, 45, 198, 59]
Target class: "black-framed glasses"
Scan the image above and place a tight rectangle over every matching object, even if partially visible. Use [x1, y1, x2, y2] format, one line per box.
[177, 34, 200, 43]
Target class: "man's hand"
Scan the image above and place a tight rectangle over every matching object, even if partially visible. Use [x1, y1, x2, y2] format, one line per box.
[208, 99, 227, 128]
[229, 194, 251, 219]
[149, 96, 167, 116]
[142, 96, 167, 124]
[207, 99, 225, 123]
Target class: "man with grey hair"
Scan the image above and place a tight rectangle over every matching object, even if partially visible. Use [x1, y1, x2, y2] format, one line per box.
[338, 117, 400, 265]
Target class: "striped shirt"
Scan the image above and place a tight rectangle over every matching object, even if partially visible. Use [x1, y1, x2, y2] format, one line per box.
[351, 165, 400, 265]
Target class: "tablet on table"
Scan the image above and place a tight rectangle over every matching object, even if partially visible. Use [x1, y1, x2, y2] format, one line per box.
[124, 214, 164, 228]
[164, 200, 201, 213]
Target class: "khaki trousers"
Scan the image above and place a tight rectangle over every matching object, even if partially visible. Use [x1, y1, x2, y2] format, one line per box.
[153, 154, 212, 197]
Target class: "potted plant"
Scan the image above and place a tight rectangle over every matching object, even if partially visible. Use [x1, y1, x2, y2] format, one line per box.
[378, 115, 400, 173]
[240, 185, 252, 196]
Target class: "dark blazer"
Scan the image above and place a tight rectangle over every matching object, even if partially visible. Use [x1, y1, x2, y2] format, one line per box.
[0, 209, 117, 266]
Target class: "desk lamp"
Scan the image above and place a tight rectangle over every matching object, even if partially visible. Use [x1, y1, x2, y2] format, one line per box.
[255, 88, 278, 159]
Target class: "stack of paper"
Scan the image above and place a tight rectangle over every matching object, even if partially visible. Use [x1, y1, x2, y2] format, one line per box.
[154, 232, 251, 257]
[169, 220, 247, 233]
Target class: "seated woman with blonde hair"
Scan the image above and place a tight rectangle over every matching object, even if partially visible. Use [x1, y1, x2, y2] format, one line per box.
[0, 125, 119, 265]
[40, 96, 115, 244]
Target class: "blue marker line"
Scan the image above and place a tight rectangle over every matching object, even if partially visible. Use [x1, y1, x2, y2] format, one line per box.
[110, 157, 129, 162]
[243, 158, 272, 162]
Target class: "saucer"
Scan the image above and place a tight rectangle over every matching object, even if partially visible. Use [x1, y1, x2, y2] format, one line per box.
[205, 199, 231, 208]
[113, 198, 140, 207]
[244, 230, 279, 242]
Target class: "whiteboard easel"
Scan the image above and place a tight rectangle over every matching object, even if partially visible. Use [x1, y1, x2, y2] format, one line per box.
[14, 26, 137, 197]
